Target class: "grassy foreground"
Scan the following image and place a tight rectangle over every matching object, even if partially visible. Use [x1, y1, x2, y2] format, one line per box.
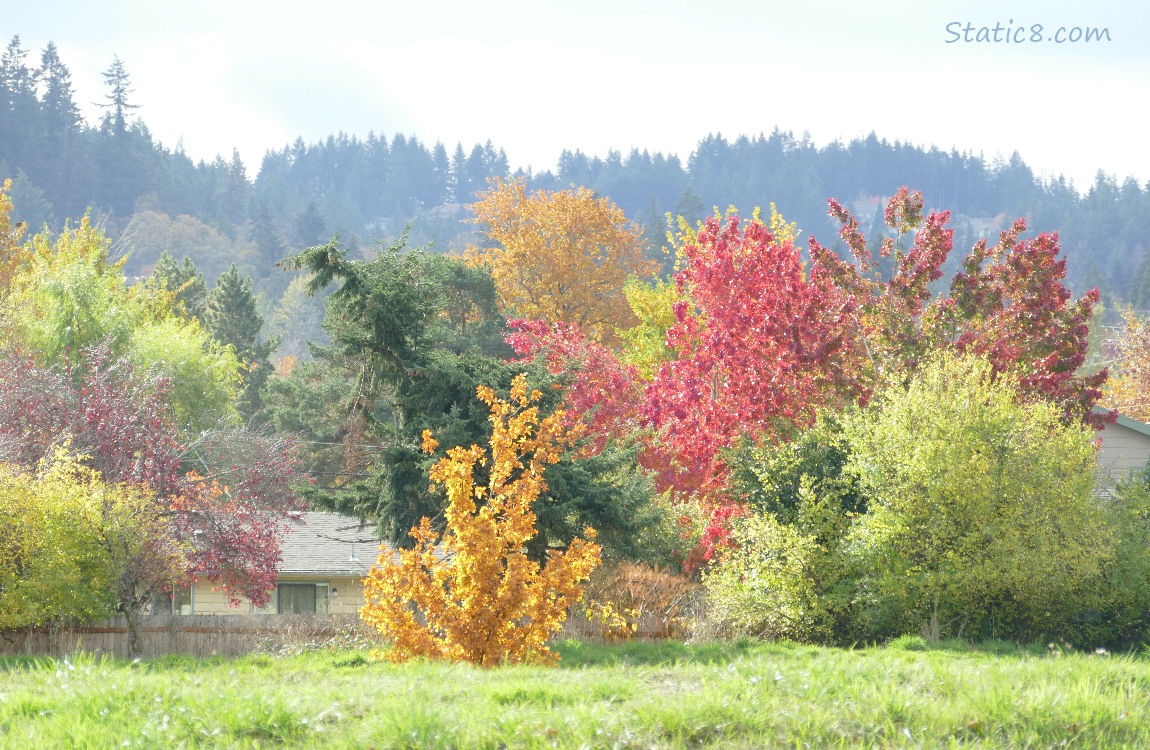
[0, 639, 1148, 748]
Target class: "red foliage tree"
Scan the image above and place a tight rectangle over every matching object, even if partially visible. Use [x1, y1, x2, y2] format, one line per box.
[644, 214, 859, 502]
[505, 318, 645, 458]
[809, 187, 1107, 427]
[508, 190, 1108, 568]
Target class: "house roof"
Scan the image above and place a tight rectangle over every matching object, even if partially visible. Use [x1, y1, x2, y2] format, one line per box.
[1094, 406, 1150, 438]
[278, 512, 394, 576]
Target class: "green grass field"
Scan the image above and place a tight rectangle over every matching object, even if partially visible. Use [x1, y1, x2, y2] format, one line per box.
[1, 638, 1148, 748]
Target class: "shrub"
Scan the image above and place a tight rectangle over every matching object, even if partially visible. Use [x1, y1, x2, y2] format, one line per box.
[844, 353, 1111, 643]
[580, 562, 702, 640]
[359, 375, 600, 666]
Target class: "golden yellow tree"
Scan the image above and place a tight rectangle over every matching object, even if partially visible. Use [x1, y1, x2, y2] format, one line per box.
[0, 179, 30, 298]
[468, 177, 657, 343]
[360, 374, 601, 666]
[1104, 308, 1150, 421]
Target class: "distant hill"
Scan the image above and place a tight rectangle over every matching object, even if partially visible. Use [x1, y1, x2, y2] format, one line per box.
[3, 34, 1148, 319]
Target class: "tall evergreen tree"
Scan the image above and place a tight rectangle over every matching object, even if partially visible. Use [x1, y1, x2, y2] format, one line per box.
[33, 41, 84, 209]
[98, 55, 139, 137]
[204, 264, 276, 420]
[0, 36, 38, 170]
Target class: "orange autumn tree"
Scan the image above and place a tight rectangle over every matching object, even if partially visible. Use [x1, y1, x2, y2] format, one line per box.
[360, 374, 601, 667]
[467, 177, 657, 343]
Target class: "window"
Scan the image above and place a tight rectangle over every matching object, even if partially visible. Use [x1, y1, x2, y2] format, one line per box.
[276, 583, 329, 614]
[151, 585, 193, 615]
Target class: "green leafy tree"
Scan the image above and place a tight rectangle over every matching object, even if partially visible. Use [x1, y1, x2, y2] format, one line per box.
[2, 217, 241, 430]
[844, 353, 1111, 642]
[0, 448, 186, 636]
[709, 415, 863, 641]
[0, 452, 115, 629]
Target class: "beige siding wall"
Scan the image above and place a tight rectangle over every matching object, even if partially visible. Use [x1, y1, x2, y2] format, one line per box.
[191, 576, 366, 615]
[1097, 421, 1150, 489]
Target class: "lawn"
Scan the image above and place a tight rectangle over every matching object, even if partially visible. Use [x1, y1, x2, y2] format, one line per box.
[0, 638, 1147, 748]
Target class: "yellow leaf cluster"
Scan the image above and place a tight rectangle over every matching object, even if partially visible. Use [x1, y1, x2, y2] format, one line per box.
[0, 180, 30, 297]
[467, 177, 657, 344]
[360, 374, 601, 666]
[1104, 308, 1150, 421]
[0, 447, 187, 629]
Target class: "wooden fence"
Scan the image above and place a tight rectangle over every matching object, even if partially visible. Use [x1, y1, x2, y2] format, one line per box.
[0, 610, 685, 659]
[0, 614, 373, 659]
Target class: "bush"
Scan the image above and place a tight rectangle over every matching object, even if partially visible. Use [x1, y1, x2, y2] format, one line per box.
[708, 416, 862, 643]
[580, 562, 702, 640]
[843, 353, 1112, 643]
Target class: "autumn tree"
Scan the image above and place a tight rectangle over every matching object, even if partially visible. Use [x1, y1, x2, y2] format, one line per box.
[0, 179, 29, 297]
[1101, 308, 1150, 421]
[645, 211, 858, 504]
[0, 348, 301, 651]
[360, 375, 601, 666]
[809, 187, 1106, 426]
[0, 451, 139, 630]
[468, 177, 657, 343]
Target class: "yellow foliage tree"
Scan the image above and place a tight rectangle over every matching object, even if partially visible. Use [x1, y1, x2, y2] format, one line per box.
[1104, 308, 1150, 421]
[360, 374, 601, 666]
[467, 177, 657, 343]
[0, 179, 30, 299]
[0, 448, 187, 641]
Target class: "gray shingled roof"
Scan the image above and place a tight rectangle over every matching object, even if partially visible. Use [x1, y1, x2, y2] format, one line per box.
[278, 512, 395, 576]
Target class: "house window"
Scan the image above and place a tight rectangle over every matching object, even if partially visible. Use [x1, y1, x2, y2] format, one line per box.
[174, 586, 193, 616]
[151, 585, 193, 615]
[276, 583, 328, 614]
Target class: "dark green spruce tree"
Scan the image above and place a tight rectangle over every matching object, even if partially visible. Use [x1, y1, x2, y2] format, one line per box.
[204, 264, 277, 421]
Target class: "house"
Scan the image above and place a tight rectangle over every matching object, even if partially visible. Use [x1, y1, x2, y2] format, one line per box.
[177, 512, 389, 615]
[1095, 409, 1150, 493]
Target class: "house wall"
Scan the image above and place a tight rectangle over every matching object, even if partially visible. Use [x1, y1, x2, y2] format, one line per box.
[190, 575, 367, 615]
[1097, 420, 1150, 489]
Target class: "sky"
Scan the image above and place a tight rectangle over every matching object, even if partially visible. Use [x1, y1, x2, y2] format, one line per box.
[7, 0, 1148, 190]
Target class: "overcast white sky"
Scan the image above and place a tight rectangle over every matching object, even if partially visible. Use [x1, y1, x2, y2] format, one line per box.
[7, 1, 1147, 189]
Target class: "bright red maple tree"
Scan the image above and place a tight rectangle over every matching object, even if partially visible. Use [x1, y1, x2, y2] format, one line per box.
[810, 186, 1107, 427]
[645, 213, 859, 503]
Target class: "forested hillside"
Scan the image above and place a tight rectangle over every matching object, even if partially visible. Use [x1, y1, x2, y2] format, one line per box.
[3, 35, 1149, 321]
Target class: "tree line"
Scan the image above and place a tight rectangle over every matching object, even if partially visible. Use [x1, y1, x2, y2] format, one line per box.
[4, 35, 1150, 313]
